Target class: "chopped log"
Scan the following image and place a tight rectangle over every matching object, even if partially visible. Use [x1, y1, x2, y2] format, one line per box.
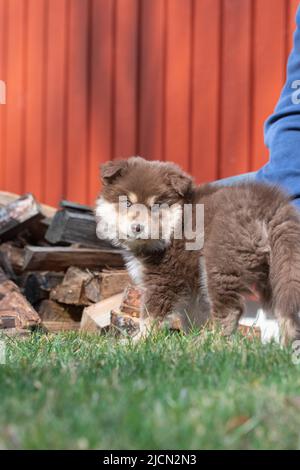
[38, 299, 82, 332]
[99, 270, 131, 300]
[0, 249, 17, 281]
[45, 204, 113, 249]
[22, 246, 124, 271]
[0, 193, 44, 241]
[50, 267, 92, 305]
[80, 293, 123, 332]
[0, 242, 25, 274]
[50, 266, 130, 306]
[21, 271, 64, 305]
[0, 191, 21, 207]
[0, 190, 56, 218]
[0, 268, 40, 330]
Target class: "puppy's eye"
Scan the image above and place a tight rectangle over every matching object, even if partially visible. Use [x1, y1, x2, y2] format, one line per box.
[126, 200, 132, 208]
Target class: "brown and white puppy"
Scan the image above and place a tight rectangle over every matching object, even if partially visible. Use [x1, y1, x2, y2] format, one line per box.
[96, 156, 300, 344]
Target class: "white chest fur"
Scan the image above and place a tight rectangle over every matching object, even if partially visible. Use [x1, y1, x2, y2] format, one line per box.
[124, 254, 144, 285]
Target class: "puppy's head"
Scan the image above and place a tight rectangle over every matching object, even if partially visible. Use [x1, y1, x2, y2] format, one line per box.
[95, 156, 194, 252]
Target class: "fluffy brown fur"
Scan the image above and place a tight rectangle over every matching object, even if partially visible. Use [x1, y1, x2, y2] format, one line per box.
[96, 157, 300, 344]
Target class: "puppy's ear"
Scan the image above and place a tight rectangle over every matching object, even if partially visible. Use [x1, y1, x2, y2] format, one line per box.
[100, 160, 128, 184]
[169, 173, 193, 197]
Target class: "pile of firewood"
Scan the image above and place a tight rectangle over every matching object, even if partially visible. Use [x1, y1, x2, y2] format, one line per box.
[0, 191, 261, 340]
[0, 191, 144, 338]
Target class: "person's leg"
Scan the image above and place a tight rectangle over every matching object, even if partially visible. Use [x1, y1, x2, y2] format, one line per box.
[211, 171, 257, 186]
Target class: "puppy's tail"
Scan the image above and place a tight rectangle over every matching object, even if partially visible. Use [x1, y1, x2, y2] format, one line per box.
[268, 202, 300, 343]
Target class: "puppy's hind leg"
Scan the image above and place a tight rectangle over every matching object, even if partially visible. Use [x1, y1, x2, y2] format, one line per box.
[268, 204, 300, 345]
[277, 315, 300, 346]
[207, 273, 245, 336]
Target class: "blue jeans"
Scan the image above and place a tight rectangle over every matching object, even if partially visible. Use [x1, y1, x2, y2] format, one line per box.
[214, 171, 300, 210]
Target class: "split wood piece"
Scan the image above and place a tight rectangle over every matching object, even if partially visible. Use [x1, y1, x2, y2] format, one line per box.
[0, 190, 56, 219]
[0, 191, 22, 207]
[50, 267, 92, 305]
[21, 271, 64, 305]
[0, 268, 40, 330]
[50, 267, 130, 306]
[120, 285, 143, 317]
[0, 328, 32, 338]
[0, 242, 26, 274]
[80, 293, 123, 332]
[22, 246, 124, 271]
[97, 269, 131, 301]
[38, 299, 82, 333]
[0, 193, 44, 241]
[45, 203, 114, 249]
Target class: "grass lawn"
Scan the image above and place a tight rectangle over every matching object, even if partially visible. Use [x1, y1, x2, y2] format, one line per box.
[0, 329, 300, 450]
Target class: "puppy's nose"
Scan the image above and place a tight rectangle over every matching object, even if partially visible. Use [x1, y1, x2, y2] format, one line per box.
[131, 223, 144, 234]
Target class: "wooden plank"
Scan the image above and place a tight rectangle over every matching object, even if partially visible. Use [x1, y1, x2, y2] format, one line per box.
[251, 0, 286, 171]
[5, 0, 26, 193]
[45, 207, 112, 249]
[164, 0, 192, 170]
[191, 0, 220, 183]
[88, 0, 114, 203]
[139, 0, 165, 161]
[66, 0, 89, 203]
[44, 0, 67, 206]
[24, 0, 46, 200]
[22, 246, 124, 271]
[219, 0, 252, 178]
[113, 0, 138, 159]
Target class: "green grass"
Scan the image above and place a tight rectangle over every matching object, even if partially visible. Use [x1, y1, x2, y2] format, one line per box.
[0, 329, 300, 450]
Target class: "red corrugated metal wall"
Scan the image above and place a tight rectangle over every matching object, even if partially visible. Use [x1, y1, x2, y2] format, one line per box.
[0, 0, 299, 206]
